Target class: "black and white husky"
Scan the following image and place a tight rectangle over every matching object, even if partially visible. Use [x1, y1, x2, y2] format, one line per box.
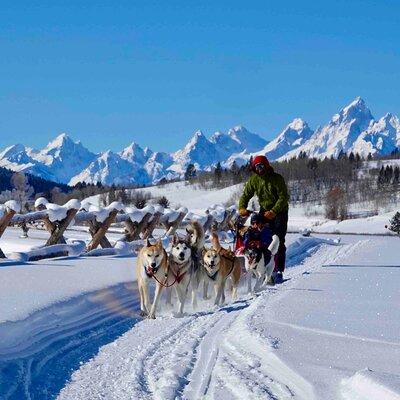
[168, 235, 193, 315]
[244, 235, 280, 293]
[186, 220, 206, 308]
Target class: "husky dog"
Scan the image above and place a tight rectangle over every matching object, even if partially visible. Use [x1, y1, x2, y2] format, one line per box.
[202, 232, 241, 306]
[185, 220, 206, 308]
[244, 235, 280, 293]
[168, 235, 193, 315]
[137, 238, 170, 319]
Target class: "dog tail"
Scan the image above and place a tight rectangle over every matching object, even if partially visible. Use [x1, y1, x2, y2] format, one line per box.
[187, 220, 205, 249]
[211, 231, 221, 252]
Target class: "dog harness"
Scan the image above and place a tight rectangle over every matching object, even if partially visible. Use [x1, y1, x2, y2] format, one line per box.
[204, 262, 219, 281]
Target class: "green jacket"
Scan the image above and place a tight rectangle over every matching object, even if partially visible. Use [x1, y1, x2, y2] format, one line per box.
[239, 169, 289, 214]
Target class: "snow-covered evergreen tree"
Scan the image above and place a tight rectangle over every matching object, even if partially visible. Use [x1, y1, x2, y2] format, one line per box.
[388, 212, 400, 235]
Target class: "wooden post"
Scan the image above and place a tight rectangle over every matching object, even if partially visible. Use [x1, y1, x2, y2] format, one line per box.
[142, 211, 163, 239]
[86, 209, 119, 252]
[0, 208, 16, 258]
[35, 204, 67, 245]
[45, 208, 79, 246]
[121, 212, 152, 241]
[88, 220, 112, 248]
[164, 211, 186, 236]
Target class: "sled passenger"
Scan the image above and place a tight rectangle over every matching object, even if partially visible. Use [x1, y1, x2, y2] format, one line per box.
[239, 155, 289, 283]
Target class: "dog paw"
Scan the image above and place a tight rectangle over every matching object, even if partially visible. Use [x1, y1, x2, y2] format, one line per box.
[139, 310, 148, 317]
[148, 314, 156, 319]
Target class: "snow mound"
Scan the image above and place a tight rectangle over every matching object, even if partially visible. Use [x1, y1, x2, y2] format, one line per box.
[34, 197, 49, 208]
[341, 369, 400, 400]
[5, 200, 21, 213]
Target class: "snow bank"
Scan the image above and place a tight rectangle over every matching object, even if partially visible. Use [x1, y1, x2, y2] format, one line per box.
[0, 253, 136, 323]
[7, 240, 86, 262]
[341, 369, 400, 400]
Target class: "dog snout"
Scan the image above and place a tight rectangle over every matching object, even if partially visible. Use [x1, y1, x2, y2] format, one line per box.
[151, 262, 156, 268]
[179, 252, 185, 259]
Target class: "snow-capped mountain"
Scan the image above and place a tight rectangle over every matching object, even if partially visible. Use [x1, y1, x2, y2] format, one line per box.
[282, 97, 375, 160]
[144, 152, 174, 183]
[1, 97, 399, 186]
[33, 134, 97, 183]
[69, 151, 150, 187]
[119, 142, 151, 165]
[227, 125, 268, 152]
[169, 126, 269, 174]
[261, 118, 314, 160]
[168, 131, 220, 174]
[351, 113, 400, 157]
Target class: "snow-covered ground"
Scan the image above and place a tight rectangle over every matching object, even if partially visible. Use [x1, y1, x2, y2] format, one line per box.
[56, 235, 400, 400]
[1, 180, 400, 399]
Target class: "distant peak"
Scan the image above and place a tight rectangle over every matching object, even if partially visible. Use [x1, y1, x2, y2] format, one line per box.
[232, 125, 248, 132]
[287, 118, 308, 131]
[343, 96, 368, 113]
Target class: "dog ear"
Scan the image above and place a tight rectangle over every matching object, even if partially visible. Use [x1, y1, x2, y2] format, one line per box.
[202, 247, 207, 257]
[145, 238, 151, 247]
[156, 238, 162, 247]
[172, 234, 179, 245]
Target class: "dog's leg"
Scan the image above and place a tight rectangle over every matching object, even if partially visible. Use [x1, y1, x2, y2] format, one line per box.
[214, 281, 225, 306]
[203, 280, 209, 300]
[165, 287, 173, 307]
[191, 273, 199, 310]
[149, 283, 163, 319]
[175, 284, 187, 316]
[221, 280, 226, 305]
[231, 280, 238, 301]
[139, 283, 148, 317]
[247, 270, 252, 294]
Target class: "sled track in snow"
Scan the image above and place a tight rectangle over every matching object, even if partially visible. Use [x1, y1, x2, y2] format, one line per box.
[59, 237, 360, 400]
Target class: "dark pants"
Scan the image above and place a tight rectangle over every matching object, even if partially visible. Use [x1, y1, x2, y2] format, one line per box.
[260, 209, 288, 272]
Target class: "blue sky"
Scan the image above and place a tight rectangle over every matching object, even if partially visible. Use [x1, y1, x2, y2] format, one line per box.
[1, 0, 399, 153]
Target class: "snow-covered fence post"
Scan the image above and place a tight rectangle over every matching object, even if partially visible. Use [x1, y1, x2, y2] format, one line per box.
[142, 206, 164, 238]
[36, 199, 81, 246]
[162, 207, 188, 236]
[34, 198, 63, 243]
[123, 212, 152, 241]
[86, 202, 123, 252]
[0, 201, 21, 258]
[46, 207, 79, 246]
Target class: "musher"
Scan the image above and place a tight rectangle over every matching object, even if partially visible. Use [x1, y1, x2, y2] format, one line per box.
[238, 155, 289, 283]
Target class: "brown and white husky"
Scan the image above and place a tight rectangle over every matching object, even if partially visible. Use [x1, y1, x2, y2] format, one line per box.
[202, 232, 242, 306]
[137, 238, 171, 319]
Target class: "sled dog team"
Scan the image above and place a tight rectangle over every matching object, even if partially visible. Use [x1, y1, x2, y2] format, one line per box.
[137, 220, 280, 319]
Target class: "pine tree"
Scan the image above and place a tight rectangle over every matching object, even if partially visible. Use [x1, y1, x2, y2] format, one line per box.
[184, 164, 196, 181]
[388, 212, 400, 235]
[214, 162, 222, 186]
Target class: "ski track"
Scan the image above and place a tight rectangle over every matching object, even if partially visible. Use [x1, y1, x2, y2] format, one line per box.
[58, 237, 361, 400]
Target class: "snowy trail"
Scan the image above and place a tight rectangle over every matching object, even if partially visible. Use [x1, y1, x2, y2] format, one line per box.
[58, 236, 351, 400]
[0, 282, 140, 400]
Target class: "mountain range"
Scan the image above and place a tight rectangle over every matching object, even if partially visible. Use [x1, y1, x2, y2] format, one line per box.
[0, 97, 399, 186]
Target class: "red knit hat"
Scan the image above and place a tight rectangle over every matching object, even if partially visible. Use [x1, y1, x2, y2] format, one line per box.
[251, 155, 270, 172]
